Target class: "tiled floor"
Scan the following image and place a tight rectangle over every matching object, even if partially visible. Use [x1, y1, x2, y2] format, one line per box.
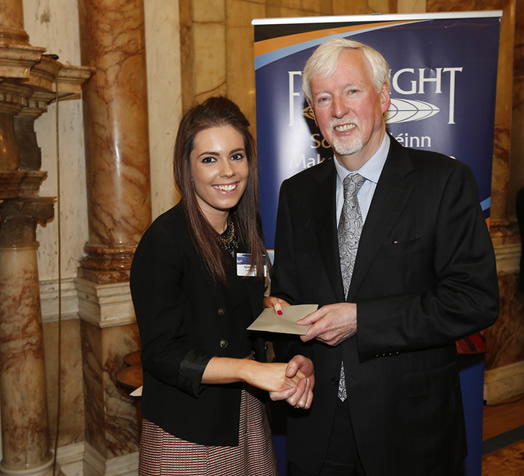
[482, 394, 524, 475]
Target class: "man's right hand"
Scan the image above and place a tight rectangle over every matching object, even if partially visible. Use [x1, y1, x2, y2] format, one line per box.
[269, 354, 314, 410]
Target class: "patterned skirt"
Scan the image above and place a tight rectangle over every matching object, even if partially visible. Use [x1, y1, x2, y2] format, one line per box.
[138, 387, 278, 476]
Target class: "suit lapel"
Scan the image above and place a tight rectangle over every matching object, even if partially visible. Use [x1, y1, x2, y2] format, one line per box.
[309, 160, 346, 301]
[348, 139, 415, 300]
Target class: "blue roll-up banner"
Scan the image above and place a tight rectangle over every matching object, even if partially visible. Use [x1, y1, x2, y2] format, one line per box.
[253, 12, 501, 476]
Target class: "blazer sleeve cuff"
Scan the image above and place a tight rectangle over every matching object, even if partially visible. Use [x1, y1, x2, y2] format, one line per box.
[178, 349, 213, 397]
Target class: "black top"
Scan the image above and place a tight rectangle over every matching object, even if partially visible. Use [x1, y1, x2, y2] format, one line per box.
[130, 202, 266, 446]
[270, 137, 499, 475]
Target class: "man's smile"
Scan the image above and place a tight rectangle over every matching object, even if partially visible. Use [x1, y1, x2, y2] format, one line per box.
[334, 123, 357, 133]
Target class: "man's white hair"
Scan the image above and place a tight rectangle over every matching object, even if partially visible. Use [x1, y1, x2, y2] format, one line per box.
[302, 38, 391, 102]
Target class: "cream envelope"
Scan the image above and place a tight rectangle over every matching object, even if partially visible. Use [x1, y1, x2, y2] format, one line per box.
[247, 304, 318, 335]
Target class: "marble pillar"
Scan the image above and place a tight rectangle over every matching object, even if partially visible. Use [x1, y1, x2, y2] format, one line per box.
[0, 1, 91, 473]
[78, 0, 151, 285]
[0, 0, 28, 45]
[77, 0, 150, 469]
[0, 2, 53, 474]
[0, 200, 54, 476]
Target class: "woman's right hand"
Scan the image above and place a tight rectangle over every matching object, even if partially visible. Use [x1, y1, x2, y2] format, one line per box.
[242, 361, 305, 393]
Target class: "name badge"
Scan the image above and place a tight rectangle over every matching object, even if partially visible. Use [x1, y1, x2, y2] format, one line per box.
[237, 253, 267, 277]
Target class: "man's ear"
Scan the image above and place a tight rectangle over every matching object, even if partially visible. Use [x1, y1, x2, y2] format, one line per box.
[380, 85, 391, 114]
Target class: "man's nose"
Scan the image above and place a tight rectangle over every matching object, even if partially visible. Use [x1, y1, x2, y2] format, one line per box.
[332, 95, 348, 118]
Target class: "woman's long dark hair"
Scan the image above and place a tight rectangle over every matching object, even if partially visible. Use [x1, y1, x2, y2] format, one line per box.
[173, 96, 267, 284]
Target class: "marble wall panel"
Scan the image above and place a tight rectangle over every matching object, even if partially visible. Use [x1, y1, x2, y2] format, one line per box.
[23, 0, 88, 282]
[144, 0, 182, 218]
[80, 320, 140, 458]
[266, 5, 308, 16]
[510, 0, 524, 220]
[301, 0, 325, 14]
[369, 0, 396, 13]
[186, 0, 398, 132]
[179, 1, 194, 113]
[398, 0, 427, 12]
[226, 0, 266, 131]
[485, 273, 524, 369]
[332, 0, 373, 14]
[491, 0, 515, 222]
[193, 22, 227, 100]
[428, 0, 477, 9]
[193, 0, 225, 22]
[279, 0, 302, 9]
[43, 319, 85, 446]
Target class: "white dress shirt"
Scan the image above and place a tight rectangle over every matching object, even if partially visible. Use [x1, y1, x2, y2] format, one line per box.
[334, 134, 390, 226]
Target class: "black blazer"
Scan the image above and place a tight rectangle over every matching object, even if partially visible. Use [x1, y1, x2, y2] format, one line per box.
[130, 203, 266, 446]
[271, 137, 499, 476]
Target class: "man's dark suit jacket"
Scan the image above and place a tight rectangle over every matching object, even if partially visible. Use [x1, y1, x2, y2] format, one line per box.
[271, 137, 499, 476]
[130, 203, 266, 446]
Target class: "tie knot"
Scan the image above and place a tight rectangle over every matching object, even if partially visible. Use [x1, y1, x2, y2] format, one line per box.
[343, 173, 366, 199]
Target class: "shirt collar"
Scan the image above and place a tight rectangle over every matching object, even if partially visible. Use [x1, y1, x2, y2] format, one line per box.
[334, 133, 390, 187]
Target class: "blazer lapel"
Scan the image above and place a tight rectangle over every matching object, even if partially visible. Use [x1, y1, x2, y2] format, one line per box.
[348, 140, 415, 300]
[309, 160, 346, 301]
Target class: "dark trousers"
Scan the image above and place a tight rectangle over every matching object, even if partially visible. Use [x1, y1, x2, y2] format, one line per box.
[289, 398, 365, 476]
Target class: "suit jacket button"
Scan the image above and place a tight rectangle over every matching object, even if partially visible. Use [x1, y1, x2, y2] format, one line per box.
[217, 307, 226, 316]
[331, 377, 339, 385]
[219, 339, 229, 349]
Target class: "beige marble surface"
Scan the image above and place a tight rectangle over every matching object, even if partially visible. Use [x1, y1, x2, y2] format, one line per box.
[19, 0, 181, 467]
[28, 0, 181, 283]
[0, 245, 52, 470]
[143, 1, 181, 218]
[80, 321, 140, 458]
[78, 0, 151, 260]
[486, 274, 524, 369]
[43, 319, 85, 447]
[25, 0, 88, 282]
[0, 0, 28, 44]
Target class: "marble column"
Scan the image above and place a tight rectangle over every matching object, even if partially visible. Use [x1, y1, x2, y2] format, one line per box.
[77, 0, 150, 469]
[78, 0, 151, 285]
[0, 0, 28, 45]
[0, 1, 91, 473]
[0, 199, 54, 476]
[0, 2, 53, 474]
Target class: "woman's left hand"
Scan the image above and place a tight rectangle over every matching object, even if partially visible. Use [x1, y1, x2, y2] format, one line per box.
[263, 296, 290, 315]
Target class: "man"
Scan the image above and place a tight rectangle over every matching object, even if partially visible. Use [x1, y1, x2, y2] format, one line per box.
[267, 38, 499, 476]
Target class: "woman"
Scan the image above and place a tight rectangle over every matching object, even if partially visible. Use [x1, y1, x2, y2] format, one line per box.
[130, 97, 309, 475]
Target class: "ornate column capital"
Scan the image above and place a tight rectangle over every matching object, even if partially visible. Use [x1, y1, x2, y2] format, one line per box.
[0, 197, 54, 246]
